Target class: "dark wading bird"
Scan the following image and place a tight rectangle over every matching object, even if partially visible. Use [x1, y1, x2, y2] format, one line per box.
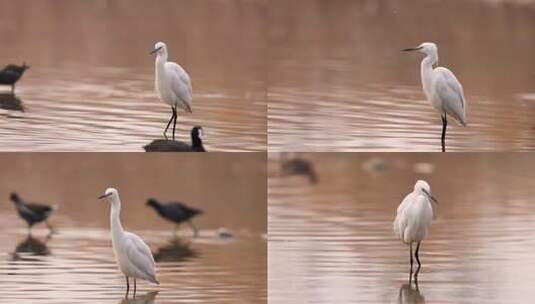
[0, 63, 30, 93]
[146, 198, 203, 237]
[10, 192, 56, 233]
[280, 156, 318, 184]
[144, 126, 206, 152]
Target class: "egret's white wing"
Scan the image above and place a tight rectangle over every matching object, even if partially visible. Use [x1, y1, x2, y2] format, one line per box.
[393, 192, 414, 242]
[165, 62, 192, 112]
[434, 67, 466, 126]
[405, 195, 433, 242]
[124, 232, 159, 284]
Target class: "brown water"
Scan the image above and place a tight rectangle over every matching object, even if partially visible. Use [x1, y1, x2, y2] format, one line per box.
[0, 0, 266, 151]
[268, 0, 535, 151]
[0, 153, 267, 303]
[269, 153, 535, 303]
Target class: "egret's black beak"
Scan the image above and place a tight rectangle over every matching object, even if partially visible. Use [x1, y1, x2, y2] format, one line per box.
[150, 47, 162, 55]
[422, 189, 438, 204]
[98, 193, 112, 199]
[402, 47, 422, 52]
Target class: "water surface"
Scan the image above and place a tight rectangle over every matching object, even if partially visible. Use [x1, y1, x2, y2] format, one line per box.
[269, 153, 535, 303]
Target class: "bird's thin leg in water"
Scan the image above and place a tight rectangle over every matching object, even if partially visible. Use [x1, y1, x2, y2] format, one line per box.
[11, 85, 14, 93]
[163, 107, 176, 139]
[172, 106, 177, 140]
[45, 220, 54, 233]
[125, 276, 130, 298]
[133, 278, 137, 298]
[414, 242, 422, 278]
[441, 114, 447, 152]
[188, 220, 199, 237]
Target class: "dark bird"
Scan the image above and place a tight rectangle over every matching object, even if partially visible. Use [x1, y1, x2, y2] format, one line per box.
[10, 192, 56, 233]
[144, 126, 206, 152]
[281, 157, 318, 184]
[0, 63, 30, 93]
[146, 198, 203, 237]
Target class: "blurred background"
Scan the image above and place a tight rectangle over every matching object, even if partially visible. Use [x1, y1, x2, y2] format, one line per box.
[0, 0, 267, 151]
[269, 152, 535, 303]
[0, 153, 267, 303]
[268, 0, 535, 151]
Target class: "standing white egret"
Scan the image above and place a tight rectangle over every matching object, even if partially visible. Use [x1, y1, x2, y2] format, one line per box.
[393, 180, 437, 279]
[403, 42, 467, 152]
[151, 41, 193, 140]
[98, 188, 159, 297]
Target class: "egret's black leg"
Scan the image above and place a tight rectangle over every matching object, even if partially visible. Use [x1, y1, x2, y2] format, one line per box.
[188, 220, 199, 237]
[441, 114, 447, 152]
[163, 107, 175, 139]
[133, 278, 137, 298]
[125, 276, 130, 298]
[409, 242, 414, 283]
[172, 106, 177, 140]
[414, 242, 422, 278]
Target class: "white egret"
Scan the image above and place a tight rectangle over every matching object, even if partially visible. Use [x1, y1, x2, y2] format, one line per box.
[403, 42, 467, 152]
[393, 180, 437, 279]
[98, 188, 159, 297]
[151, 41, 193, 141]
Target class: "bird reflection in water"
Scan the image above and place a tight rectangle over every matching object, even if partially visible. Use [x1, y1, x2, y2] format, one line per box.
[12, 233, 52, 261]
[153, 237, 198, 263]
[0, 93, 24, 112]
[119, 291, 158, 304]
[398, 282, 425, 304]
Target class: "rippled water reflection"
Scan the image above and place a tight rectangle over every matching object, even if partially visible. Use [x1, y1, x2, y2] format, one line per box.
[0, 67, 265, 151]
[269, 153, 535, 303]
[268, 0, 535, 151]
[0, 154, 267, 303]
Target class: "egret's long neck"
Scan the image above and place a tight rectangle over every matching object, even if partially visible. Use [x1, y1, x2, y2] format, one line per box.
[155, 53, 167, 69]
[110, 197, 124, 237]
[420, 54, 437, 98]
[155, 53, 167, 89]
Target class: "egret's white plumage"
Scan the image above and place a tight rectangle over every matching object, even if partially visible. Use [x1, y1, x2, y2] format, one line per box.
[99, 188, 158, 296]
[151, 41, 192, 140]
[393, 180, 436, 278]
[403, 42, 467, 152]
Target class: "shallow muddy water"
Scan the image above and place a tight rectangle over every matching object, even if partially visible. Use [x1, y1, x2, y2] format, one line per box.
[0, 154, 267, 303]
[269, 153, 535, 303]
[268, 0, 535, 151]
[0, 0, 266, 151]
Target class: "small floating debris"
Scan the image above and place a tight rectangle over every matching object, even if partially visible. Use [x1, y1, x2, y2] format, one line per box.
[217, 228, 234, 239]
